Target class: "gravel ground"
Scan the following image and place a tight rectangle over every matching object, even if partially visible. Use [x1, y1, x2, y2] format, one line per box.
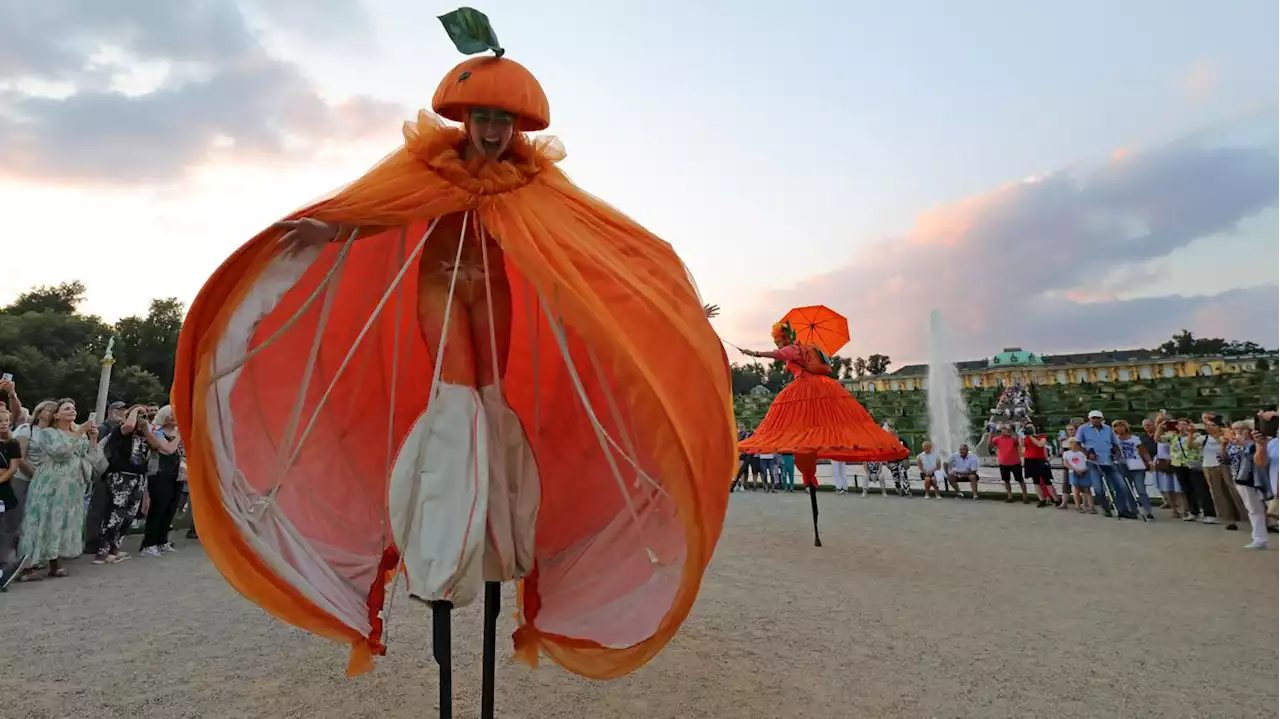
[1, 492, 1275, 719]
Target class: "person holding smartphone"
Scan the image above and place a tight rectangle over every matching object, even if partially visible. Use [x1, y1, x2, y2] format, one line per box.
[94, 404, 165, 564]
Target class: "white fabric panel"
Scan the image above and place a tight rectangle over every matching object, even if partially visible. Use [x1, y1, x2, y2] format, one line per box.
[480, 384, 541, 582]
[389, 382, 489, 608]
[207, 246, 373, 635]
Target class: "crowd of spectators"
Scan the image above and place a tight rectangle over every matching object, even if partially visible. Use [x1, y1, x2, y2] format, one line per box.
[0, 379, 190, 591]
[732, 402, 1280, 551]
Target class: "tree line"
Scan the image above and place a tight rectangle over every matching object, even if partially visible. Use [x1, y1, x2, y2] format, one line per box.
[730, 352, 892, 395]
[1157, 329, 1266, 357]
[0, 281, 178, 413]
[0, 280, 1270, 416]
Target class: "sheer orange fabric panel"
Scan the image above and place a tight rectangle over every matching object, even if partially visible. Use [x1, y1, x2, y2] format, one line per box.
[172, 111, 735, 678]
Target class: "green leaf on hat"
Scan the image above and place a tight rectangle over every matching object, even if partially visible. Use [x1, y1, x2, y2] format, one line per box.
[438, 7, 504, 58]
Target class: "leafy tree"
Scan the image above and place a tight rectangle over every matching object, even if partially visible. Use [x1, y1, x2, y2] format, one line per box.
[113, 297, 184, 391]
[729, 362, 762, 396]
[1157, 330, 1270, 357]
[764, 359, 792, 392]
[110, 365, 168, 406]
[829, 354, 853, 379]
[1225, 340, 1266, 355]
[0, 283, 177, 415]
[866, 353, 892, 376]
[2, 281, 88, 316]
[853, 356, 867, 378]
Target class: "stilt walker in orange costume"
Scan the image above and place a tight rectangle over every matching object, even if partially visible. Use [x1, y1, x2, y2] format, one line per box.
[171, 9, 734, 718]
[738, 321, 907, 546]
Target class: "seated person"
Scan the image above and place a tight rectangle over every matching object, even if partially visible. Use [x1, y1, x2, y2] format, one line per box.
[946, 443, 981, 499]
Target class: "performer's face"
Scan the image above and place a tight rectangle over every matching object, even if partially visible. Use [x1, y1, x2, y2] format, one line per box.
[467, 107, 515, 159]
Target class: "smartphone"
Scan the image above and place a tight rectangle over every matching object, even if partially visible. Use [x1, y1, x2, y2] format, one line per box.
[0, 372, 10, 382]
[1259, 404, 1280, 437]
[87, 411, 97, 424]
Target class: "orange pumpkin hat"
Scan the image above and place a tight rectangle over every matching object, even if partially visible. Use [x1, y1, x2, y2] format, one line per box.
[432, 7, 550, 132]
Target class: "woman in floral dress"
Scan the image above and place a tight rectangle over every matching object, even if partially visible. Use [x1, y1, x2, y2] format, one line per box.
[18, 398, 99, 580]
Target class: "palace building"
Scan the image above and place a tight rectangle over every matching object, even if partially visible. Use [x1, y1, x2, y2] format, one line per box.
[850, 347, 1277, 392]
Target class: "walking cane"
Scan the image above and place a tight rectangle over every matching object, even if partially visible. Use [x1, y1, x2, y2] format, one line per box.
[1087, 459, 1122, 521]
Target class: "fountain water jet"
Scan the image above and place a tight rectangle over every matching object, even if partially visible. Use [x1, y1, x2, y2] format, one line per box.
[927, 310, 971, 456]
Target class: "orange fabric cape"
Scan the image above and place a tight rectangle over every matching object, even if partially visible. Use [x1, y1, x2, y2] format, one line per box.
[171, 111, 736, 678]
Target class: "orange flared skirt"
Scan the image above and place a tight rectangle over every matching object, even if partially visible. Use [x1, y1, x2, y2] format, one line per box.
[738, 372, 908, 462]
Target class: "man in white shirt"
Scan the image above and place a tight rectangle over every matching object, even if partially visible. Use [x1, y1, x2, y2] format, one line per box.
[947, 444, 981, 499]
[917, 441, 943, 498]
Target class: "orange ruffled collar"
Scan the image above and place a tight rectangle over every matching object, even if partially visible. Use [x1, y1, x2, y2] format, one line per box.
[402, 110, 566, 196]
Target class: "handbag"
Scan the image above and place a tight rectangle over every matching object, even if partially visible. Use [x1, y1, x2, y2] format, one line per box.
[90, 443, 108, 477]
[80, 438, 108, 485]
[139, 476, 151, 518]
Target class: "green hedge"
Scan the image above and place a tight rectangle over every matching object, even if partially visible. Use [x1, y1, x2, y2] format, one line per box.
[735, 371, 1278, 451]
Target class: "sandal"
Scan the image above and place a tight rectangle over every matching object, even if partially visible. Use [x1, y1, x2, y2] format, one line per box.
[17, 570, 44, 582]
[48, 568, 69, 578]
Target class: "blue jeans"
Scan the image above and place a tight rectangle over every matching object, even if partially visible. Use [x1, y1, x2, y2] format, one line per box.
[1124, 468, 1153, 515]
[758, 457, 778, 488]
[1089, 463, 1135, 516]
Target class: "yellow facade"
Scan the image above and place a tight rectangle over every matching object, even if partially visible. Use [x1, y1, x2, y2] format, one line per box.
[851, 353, 1272, 393]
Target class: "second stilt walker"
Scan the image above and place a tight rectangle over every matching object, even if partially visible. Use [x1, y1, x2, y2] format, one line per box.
[738, 320, 907, 546]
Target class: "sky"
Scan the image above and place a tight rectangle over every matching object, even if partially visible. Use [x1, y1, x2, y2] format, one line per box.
[2, 0, 1277, 366]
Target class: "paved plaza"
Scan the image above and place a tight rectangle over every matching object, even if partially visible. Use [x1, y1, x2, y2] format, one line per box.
[1, 489, 1274, 718]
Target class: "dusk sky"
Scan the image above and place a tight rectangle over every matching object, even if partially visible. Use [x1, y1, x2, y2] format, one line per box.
[2, 1, 1277, 365]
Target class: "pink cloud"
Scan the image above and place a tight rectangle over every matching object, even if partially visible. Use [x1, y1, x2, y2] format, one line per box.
[1180, 59, 1223, 105]
[727, 124, 1279, 365]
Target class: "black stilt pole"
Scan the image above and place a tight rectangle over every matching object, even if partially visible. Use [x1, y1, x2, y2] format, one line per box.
[808, 484, 822, 547]
[481, 581, 500, 719]
[431, 600, 453, 719]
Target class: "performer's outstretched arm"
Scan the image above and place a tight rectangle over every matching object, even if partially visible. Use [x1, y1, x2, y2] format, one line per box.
[740, 346, 799, 362]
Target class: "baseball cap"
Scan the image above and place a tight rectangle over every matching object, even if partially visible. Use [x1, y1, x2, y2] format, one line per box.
[108, 400, 127, 410]
[1088, 410, 1104, 419]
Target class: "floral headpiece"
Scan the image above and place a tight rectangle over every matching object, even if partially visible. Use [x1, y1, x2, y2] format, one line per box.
[770, 321, 797, 345]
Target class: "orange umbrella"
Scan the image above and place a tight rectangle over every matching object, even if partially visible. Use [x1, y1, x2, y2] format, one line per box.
[781, 305, 849, 356]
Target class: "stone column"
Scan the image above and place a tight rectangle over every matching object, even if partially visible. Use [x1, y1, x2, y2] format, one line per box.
[94, 336, 116, 421]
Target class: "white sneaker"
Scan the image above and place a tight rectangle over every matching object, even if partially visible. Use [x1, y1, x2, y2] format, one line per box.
[1182, 513, 1200, 522]
[140, 546, 163, 558]
[161, 543, 178, 553]
[1244, 540, 1267, 550]
[1199, 517, 1218, 525]
[861, 490, 868, 498]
